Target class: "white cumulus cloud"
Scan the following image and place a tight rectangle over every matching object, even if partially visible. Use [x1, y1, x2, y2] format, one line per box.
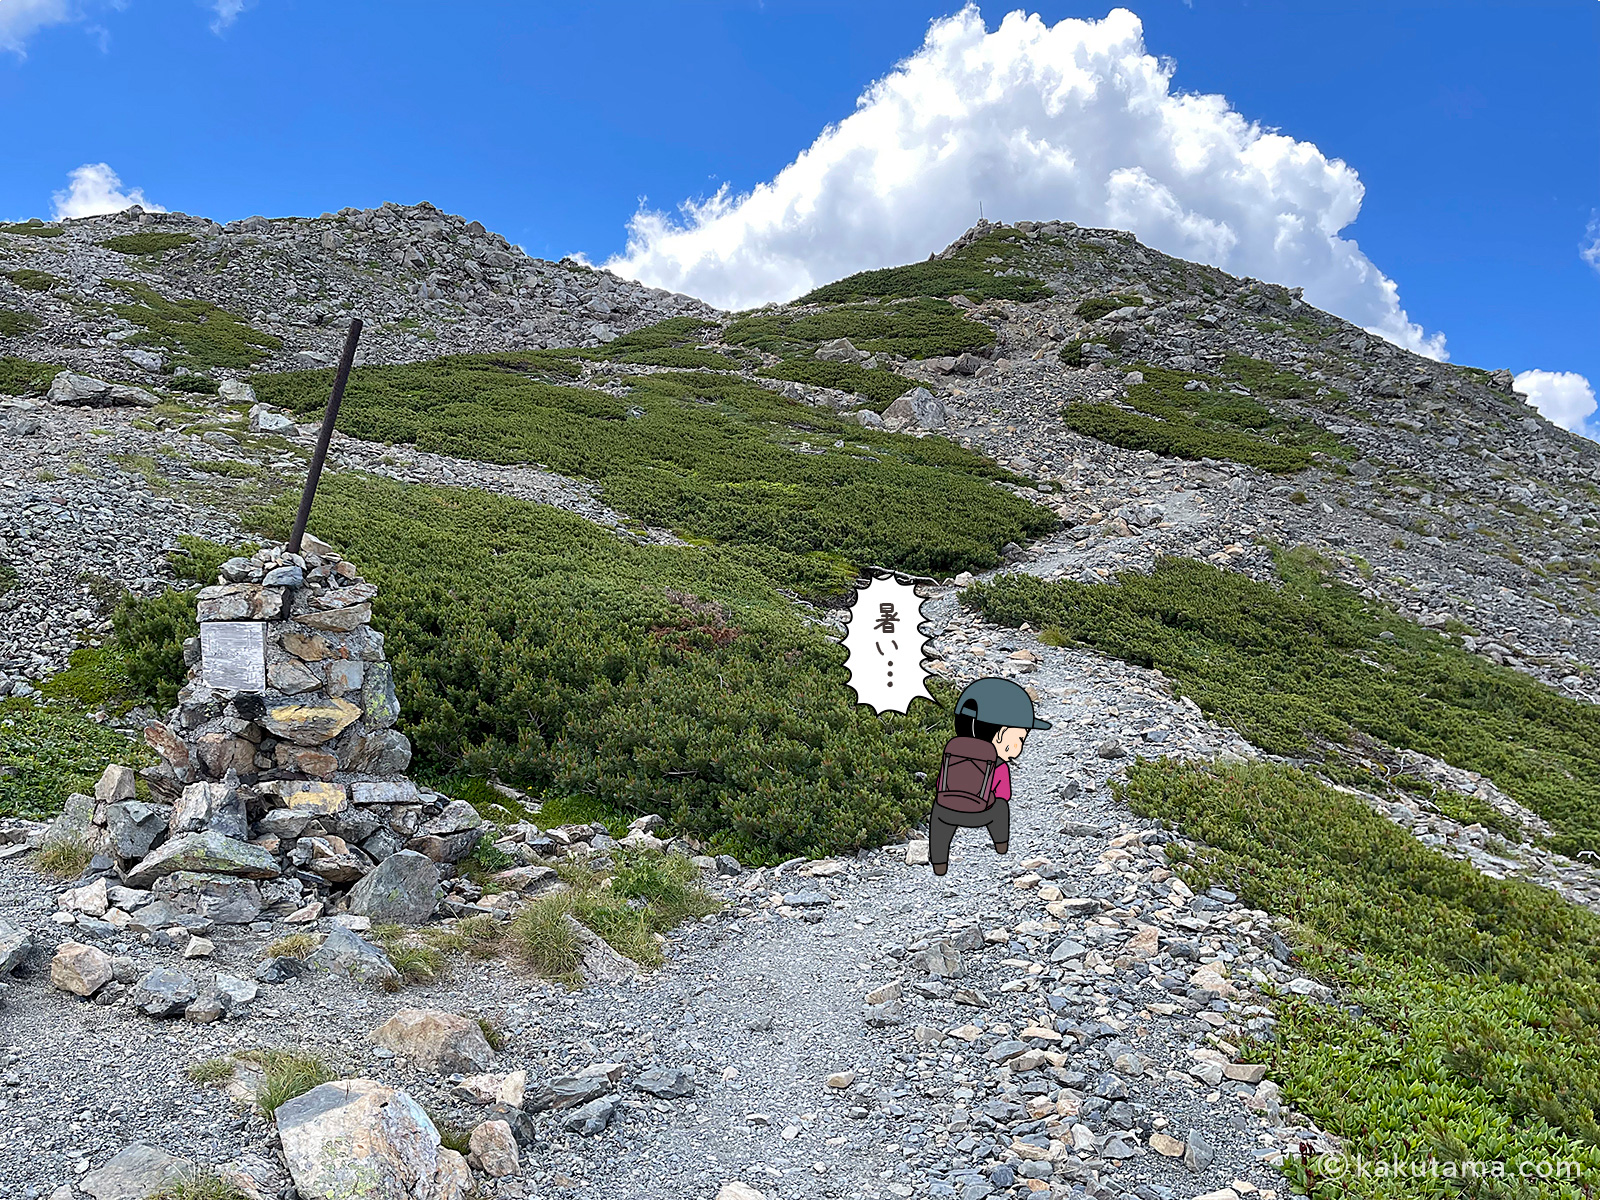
[51, 162, 166, 219]
[1515, 369, 1597, 436]
[1582, 212, 1600, 276]
[210, 0, 251, 34]
[607, 5, 1445, 359]
[0, 0, 77, 56]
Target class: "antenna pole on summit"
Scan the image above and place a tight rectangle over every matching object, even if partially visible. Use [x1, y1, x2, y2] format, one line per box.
[287, 316, 363, 555]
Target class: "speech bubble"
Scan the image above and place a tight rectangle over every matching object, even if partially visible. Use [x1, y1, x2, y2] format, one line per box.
[840, 571, 934, 715]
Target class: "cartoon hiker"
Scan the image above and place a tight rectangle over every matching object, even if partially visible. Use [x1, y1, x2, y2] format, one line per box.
[929, 676, 1051, 876]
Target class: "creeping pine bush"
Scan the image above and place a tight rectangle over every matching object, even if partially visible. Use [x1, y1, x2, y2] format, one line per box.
[0, 309, 40, 338]
[1059, 361, 1348, 473]
[1119, 759, 1600, 1199]
[1220, 352, 1314, 399]
[99, 232, 195, 255]
[0, 697, 154, 819]
[0, 219, 63, 237]
[0, 355, 57, 395]
[171, 472, 950, 864]
[6, 268, 59, 292]
[597, 316, 715, 352]
[252, 359, 1054, 589]
[109, 280, 282, 370]
[1061, 403, 1313, 473]
[755, 359, 921, 408]
[728, 297, 996, 361]
[965, 548, 1600, 857]
[798, 231, 1051, 304]
[1073, 294, 1145, 322]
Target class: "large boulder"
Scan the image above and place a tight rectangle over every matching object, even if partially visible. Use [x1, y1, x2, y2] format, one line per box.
[369, 1009, 494, 1074]
[880, 386, 949, 431]
[47, 371, 158, 408]
[814, 337, 868, 364]
[348, 851, 442, 925]
[276, 1079, 471, 1200]
[78, 1144, 191, 1200]
[125, 831, 279, 888]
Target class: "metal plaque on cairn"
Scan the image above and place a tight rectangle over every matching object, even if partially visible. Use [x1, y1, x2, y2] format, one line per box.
[199, 621, 268, 692]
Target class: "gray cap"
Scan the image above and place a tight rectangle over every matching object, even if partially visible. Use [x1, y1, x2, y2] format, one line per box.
[954, 676, 1051, 730]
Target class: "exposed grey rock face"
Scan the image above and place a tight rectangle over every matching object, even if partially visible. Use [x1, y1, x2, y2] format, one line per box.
[124, 831, 280, 888]
[104, 801, 168, 862]
[129, 966, 198, 1017]
[306, 925, 399, 984]
[276, 1078, 470, 1200]
[881, 386, 949, 431]
[46, 371, 157, 408]
[78, 1144, 191, 1200]
[0, 919, 29, 976]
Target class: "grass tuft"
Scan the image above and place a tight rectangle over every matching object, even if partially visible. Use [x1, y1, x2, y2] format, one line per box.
[185, 1057, 237, 1085]
[145, 1168, 248, 1200]
[247, 1048, 335, 1117]
[261, 933, 318, 961]
[508, 891, 585, 989]
[34, 835, 92, 878]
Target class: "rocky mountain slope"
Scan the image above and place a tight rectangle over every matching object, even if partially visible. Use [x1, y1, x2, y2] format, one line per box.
[3, 205, 1599, 1200]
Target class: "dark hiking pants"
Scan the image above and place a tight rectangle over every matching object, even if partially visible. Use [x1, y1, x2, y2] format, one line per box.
[928, 798, 1010, 866]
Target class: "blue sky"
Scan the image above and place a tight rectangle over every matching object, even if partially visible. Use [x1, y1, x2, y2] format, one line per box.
[4, 1, 1597, 433]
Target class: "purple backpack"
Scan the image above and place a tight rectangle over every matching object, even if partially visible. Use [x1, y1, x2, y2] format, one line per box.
[936, 736, 999, 813]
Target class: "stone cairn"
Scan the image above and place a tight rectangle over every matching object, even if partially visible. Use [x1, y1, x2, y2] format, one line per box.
[49, 536, 486, 930]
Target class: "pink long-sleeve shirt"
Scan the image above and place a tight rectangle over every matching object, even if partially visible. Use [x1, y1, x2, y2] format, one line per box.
[990, 761, 1011, 802]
